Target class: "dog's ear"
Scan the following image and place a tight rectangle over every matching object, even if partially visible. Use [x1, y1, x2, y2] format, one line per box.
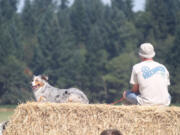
[41, 75, 48, 81]
[32, 75, 36, 79]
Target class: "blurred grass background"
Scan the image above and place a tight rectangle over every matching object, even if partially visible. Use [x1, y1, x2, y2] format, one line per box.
[0, 105, 16, 122]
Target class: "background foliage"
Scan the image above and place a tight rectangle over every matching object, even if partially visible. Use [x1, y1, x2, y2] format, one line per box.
[0, 0, 179, 104]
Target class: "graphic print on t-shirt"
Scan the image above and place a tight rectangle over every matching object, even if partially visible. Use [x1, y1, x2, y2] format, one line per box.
[141, 66, 165, 79]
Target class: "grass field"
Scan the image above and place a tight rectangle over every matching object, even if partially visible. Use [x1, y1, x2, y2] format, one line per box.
[0, 105, 16, 122]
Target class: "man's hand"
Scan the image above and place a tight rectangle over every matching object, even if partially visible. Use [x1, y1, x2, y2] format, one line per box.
[123, 91, 127, 99]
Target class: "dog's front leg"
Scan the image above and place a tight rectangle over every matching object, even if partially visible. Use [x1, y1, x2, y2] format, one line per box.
[38, 96, 46, 102]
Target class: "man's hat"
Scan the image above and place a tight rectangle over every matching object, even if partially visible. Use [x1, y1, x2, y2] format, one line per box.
[138, 43, 155, 58]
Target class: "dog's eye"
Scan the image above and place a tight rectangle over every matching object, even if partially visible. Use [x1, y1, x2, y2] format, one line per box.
[35, 79, 39, 83]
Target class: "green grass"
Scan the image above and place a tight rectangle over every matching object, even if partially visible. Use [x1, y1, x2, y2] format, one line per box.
[171, 103, 180, 106]
[0, 105, 17, 108]
[0, 111, 14, 122]
[0, 105, 17, 122]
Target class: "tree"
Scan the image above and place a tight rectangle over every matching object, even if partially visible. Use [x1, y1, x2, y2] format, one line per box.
[0, 56, 32, 104]
[111, 0, 134, 21]
[70, 0, 91, 43]
[0, 0, 32, 104]
[145, 0, 180, 39]
[102, 52, 138, 103]
[168, 16, 180, 103]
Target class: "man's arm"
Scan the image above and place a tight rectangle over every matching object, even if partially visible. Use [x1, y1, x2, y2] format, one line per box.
[131, 84, 139, 93]
[123, 84, 139, 99]
[123, 66, 139, 99]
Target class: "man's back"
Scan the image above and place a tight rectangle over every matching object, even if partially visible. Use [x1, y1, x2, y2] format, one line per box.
[123, 43, 171, 106]
[130, 60, 171, 105]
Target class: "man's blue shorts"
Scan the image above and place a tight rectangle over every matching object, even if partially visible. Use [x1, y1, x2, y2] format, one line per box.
[125, 90, 138, 104]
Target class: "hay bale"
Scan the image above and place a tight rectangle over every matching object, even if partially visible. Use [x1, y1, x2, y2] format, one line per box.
[3, 102, 180, 135]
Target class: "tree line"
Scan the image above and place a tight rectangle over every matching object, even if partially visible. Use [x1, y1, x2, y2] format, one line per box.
[0, 0, 180, 104]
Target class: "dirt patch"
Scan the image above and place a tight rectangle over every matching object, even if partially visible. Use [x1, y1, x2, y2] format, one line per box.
[0, 108, 14, 112]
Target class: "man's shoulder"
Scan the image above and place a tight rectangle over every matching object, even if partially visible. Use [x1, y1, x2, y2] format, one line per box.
[134, 60, 165, 66]
[132, 62, 144, 73]
[153, 61, 167, 69]
[133, 61, 163, 69]
[133, 61, 146, 69]
[133, 61, 168, 72]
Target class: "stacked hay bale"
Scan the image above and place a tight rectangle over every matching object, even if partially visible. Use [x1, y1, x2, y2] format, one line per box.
[3, 102, 180, 135]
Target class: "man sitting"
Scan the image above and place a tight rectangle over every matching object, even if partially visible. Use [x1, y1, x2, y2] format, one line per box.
[123, 43, 171, 106]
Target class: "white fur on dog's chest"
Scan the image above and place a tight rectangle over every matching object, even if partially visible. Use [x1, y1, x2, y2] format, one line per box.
[34, 85, 50, 101]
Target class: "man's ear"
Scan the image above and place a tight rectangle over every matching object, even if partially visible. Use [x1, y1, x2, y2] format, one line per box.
[41, 75, 48, 81]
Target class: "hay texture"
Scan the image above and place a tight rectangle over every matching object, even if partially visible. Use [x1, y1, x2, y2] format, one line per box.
[4, 102, 180, 135]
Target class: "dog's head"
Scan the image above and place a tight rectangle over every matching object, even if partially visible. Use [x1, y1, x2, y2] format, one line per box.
[32, 75, 48, 91]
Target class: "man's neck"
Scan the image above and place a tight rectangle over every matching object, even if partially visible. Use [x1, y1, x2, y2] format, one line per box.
[142, 58, 153, 61]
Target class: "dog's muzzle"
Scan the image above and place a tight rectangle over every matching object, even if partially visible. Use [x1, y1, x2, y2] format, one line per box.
[32, 84, 40, 91]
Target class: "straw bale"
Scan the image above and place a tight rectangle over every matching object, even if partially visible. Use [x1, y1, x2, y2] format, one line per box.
[3, 102, 180, 135]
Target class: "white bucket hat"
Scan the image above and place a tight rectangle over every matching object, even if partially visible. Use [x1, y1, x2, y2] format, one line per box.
[138, 43, 155, 58]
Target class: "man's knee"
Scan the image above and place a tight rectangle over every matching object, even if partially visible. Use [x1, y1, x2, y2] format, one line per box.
[125, 91, 138, 104]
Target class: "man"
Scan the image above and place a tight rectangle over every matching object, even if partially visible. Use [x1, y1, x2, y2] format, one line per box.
[100, 129, 122, 135]
[123, 43, 171, 106]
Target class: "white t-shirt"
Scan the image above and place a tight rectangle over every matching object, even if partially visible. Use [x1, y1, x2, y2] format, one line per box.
[130, 60, 171, 106]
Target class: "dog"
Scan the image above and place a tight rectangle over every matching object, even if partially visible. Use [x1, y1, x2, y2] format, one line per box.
[31, 75, 89, 104]
[0, 121, 8, 134]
